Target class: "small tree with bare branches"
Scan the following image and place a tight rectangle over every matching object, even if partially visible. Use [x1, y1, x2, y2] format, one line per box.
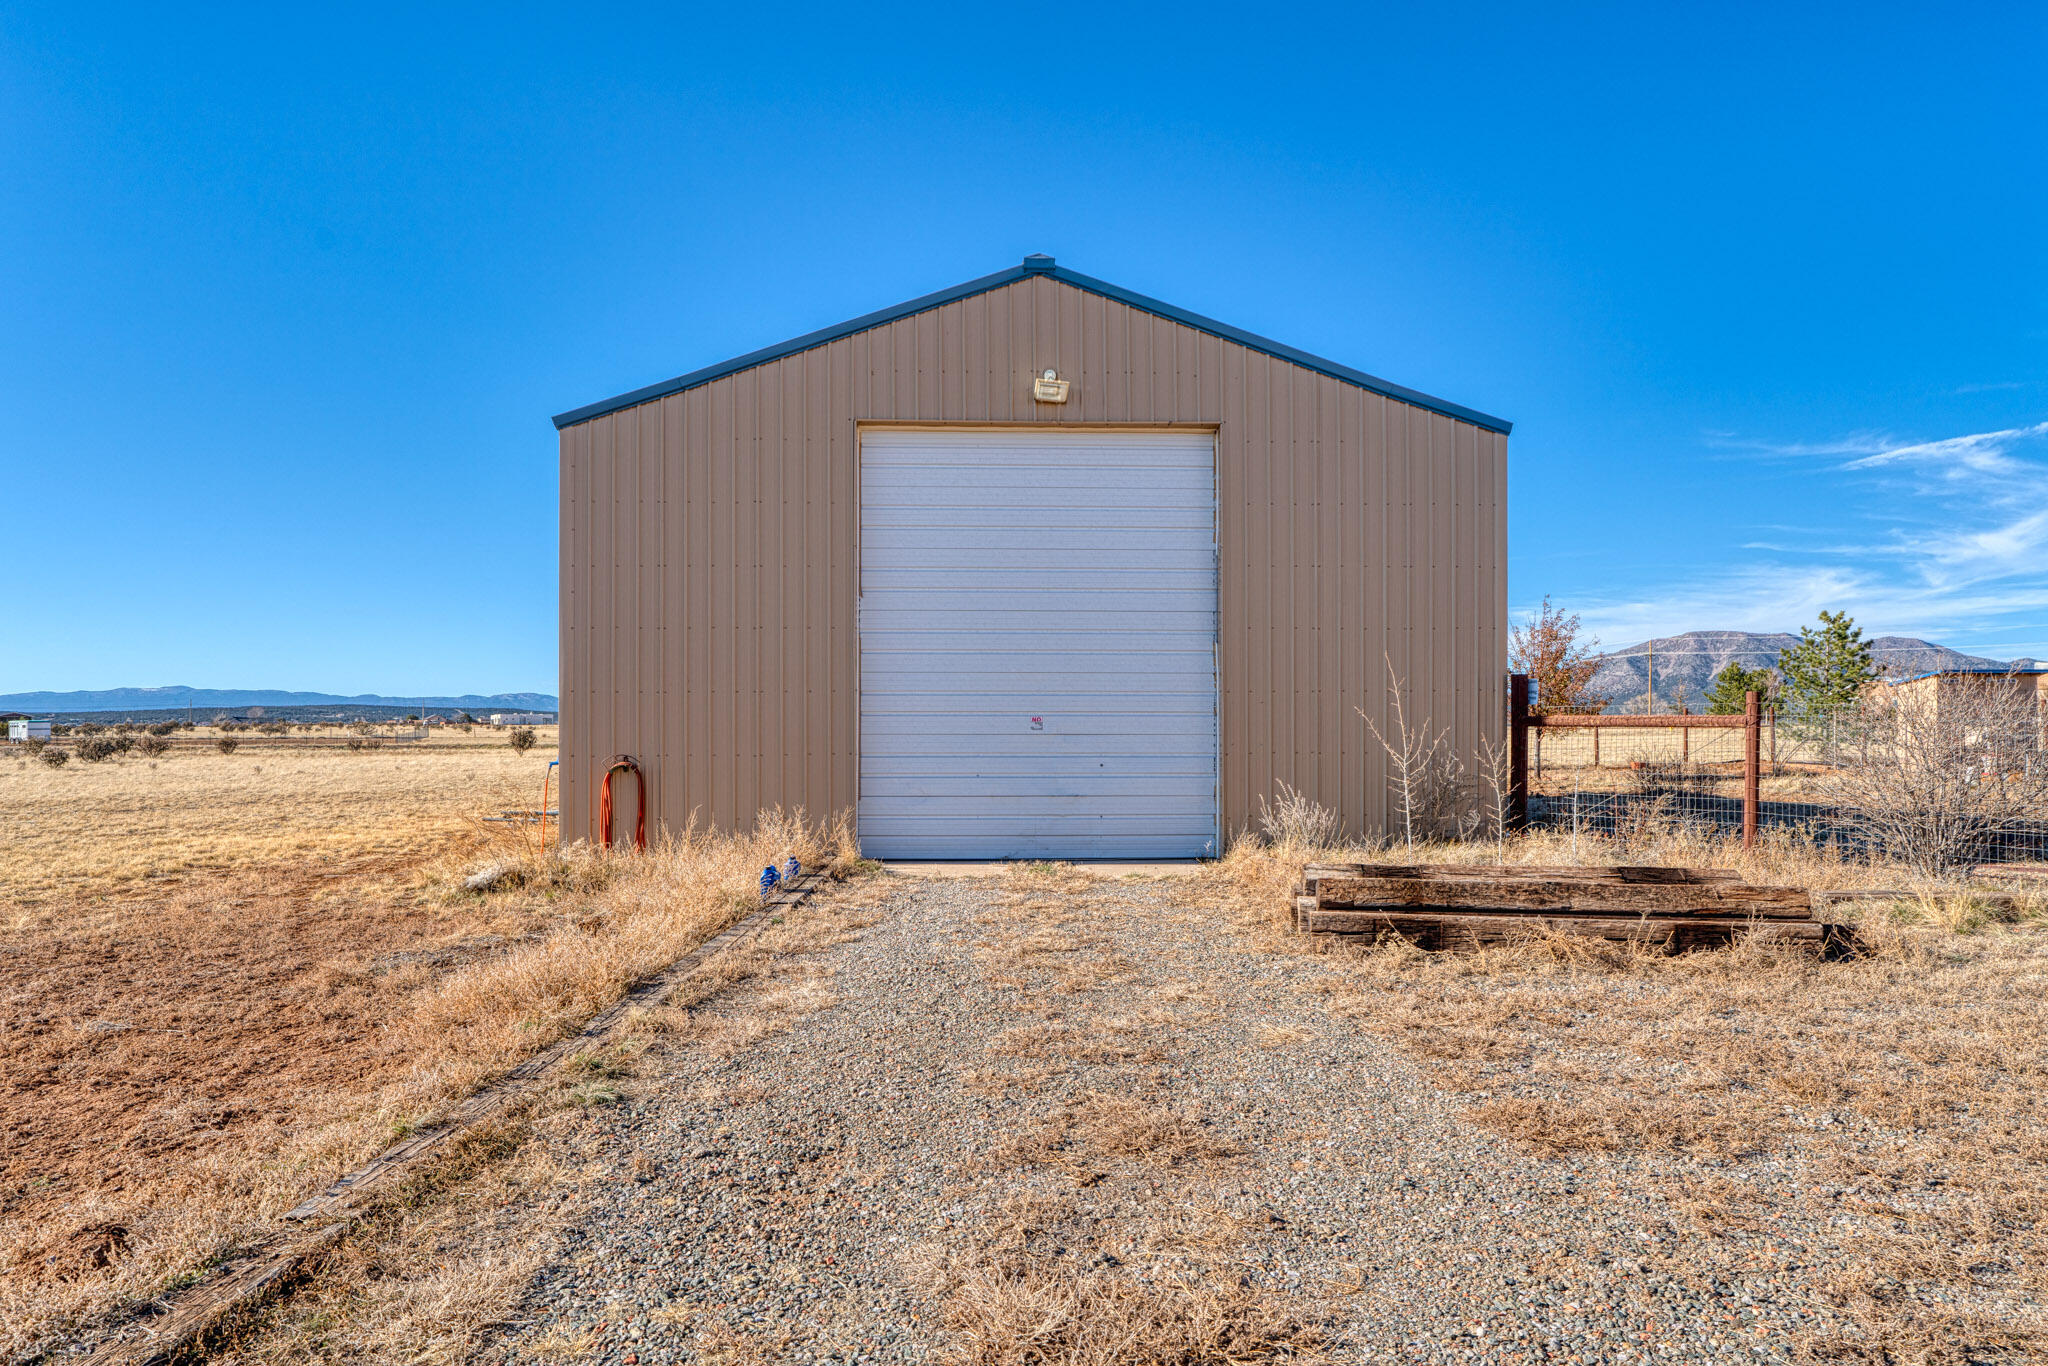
[1360, 659, 1474, 850]
[1473, 731, 1514, 855]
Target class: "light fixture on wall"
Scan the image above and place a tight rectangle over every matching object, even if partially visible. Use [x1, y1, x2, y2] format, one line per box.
[1033, 368, 1070, 404]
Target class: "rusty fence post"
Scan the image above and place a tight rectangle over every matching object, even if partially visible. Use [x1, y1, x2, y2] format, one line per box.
[1743, 690, 1761, 850]
[1508, 674, 1530, 831]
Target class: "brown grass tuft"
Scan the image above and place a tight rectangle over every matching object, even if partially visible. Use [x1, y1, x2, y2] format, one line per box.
[982, 1091, 1238, 1175]
[908, 1188, 1321, 1366]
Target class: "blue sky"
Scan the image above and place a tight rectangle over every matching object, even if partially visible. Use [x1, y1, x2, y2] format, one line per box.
[4, 4, 2044, 694]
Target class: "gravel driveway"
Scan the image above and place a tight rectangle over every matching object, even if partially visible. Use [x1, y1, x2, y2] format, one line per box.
[476, 871, 1839, 1364]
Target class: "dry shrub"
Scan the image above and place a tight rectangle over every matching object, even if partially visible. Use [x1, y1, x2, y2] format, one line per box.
[406, 807, 846, 1074]
[1820, 678, 2048, 874]
[1254, 782, 1340, 851]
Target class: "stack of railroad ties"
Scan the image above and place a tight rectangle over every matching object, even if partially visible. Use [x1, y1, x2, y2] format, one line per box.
[1292, 863, 1860, 956]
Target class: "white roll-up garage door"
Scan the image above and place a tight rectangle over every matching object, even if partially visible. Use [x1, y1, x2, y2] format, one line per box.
[858, 427, 1219, 859]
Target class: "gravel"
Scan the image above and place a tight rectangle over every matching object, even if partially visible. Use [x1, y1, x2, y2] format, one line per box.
[477, 873, 1843, 1363]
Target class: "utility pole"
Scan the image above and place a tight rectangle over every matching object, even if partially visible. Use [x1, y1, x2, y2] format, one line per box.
[1645, 641, 1654, 715]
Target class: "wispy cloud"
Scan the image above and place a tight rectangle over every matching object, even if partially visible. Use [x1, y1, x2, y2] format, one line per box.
[1838, 421, 2048, 475]
[1553, 422, 2048, 658]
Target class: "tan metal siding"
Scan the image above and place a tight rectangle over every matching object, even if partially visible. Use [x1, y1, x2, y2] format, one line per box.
[559, 273, 1506, 845]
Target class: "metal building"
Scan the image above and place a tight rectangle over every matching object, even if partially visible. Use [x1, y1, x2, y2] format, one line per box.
[554, 255, 1510, 858]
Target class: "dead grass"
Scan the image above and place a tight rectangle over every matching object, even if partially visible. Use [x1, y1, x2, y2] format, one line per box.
[205, 1117, 578, 1366]
[0, 734, 866, 1359]
[1202, 834, 2048, 1364]
[0, 733, 548, 903]
[908, 1188, 1322, 1366]
[141, 836, 881, 1366]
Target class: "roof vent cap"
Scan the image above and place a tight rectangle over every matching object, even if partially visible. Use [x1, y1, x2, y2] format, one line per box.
[1021, 253, 1056, 272]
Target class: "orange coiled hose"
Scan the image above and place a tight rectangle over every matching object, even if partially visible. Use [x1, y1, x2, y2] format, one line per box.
[598, 754, 647, 851]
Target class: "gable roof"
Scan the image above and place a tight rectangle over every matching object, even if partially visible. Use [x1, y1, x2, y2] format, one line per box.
[552, 254, 1512, 433]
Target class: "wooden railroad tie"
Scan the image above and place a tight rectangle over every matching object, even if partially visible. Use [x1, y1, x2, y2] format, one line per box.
[1292, 863, 1859, 955]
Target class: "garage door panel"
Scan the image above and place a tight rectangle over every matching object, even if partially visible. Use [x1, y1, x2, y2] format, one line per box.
[858, 732, 1212, 757]
[859, 590, 1219, 613]
[862, 621, 1218, 647]
[864, 527, 1211, 554]
[862, 834, 1209, 858]
[862, 792, 1219, 816]
[860, 712, 1214, 737]
[865, 548, 1216, 573]
[862, 692, 1212, 715]
[859, 428, 1218, 860]
[861, 774, 1217, 797]
[865, 440, 1212, 469]
[868, 465, 1208, 492]
[858, 815, 1216, 838]
[859, 753, 1212, 778]
[864, 569, 1216, 591]
[863, 651, 1214, 676]
[864, 504, 1211, 529]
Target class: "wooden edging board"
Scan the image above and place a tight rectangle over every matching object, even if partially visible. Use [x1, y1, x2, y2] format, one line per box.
[77, 874, 822, 1366]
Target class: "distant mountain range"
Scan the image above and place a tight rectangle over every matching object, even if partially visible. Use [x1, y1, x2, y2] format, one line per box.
[0, 685, 558, 715]
[1586, 632, 2040, 712]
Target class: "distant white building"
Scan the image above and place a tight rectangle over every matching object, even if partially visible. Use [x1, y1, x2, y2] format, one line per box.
[489, 712, 555, 727]
[7, 718, 53, 742]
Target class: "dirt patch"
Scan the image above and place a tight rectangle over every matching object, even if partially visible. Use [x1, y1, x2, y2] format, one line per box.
[0, 854, 546, 1305]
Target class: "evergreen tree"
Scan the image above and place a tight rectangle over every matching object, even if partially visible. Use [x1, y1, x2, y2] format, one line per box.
[1703, 661, 1776, 715]
[1780, 610, 1877, 725]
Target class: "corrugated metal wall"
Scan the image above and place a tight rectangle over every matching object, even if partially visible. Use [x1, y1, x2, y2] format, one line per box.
[559, 272, 1507, 846]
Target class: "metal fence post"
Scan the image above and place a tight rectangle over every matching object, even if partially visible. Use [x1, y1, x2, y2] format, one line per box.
[1743, 690, 1761, 850]
[1509, 674, 1530, 831]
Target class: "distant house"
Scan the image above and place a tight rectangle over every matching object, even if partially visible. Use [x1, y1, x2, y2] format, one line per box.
[6, 717, 53, 742]
[489, 712, 555, 727]
[1881, 668, 2048, 744]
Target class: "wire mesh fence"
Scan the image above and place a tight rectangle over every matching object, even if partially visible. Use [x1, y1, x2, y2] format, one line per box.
[1524, 704, 2048, 870]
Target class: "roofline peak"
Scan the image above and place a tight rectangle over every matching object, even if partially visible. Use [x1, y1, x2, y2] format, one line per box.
[553, 260, 1512, 434]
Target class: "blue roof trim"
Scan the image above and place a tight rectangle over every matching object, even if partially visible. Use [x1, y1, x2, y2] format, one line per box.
[553, 258, 1512, 434]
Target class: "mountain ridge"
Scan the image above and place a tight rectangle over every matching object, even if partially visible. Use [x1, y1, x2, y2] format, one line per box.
[1583, 631, 2037, 711]
[0, 685, 558, 714]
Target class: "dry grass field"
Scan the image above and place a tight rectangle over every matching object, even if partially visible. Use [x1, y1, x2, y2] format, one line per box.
[1210, 830, 2048, 1363]
[7, 729, 2044, 1363]
[1, 726, 557, 902]
[0, 731, 851, 1360]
